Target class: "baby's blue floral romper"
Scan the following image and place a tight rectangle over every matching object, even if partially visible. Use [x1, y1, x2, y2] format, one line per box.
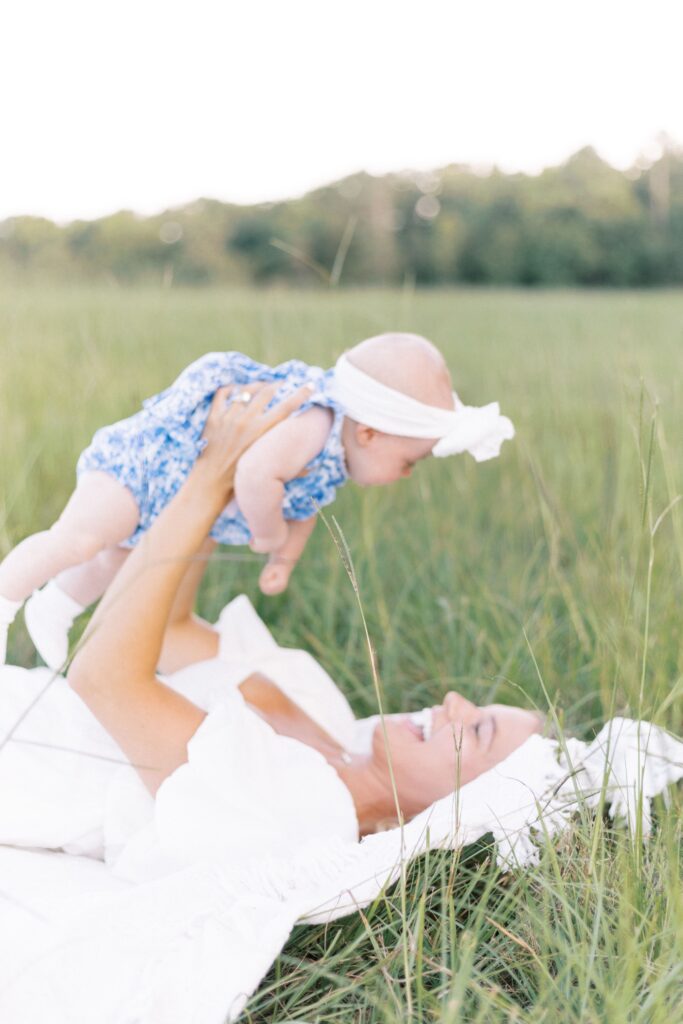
[77, 352, 348, 547]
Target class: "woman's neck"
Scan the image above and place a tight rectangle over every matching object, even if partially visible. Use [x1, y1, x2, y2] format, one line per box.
[335, 756, 401, 835]
[238, 672, 401, 834]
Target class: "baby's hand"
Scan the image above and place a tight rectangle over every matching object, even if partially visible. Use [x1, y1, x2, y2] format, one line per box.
[255, 516, 316, 597]
[259, 555, 297, 596]
[248, 524, 289, 555]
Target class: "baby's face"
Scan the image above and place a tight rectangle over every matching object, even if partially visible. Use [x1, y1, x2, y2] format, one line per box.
[341, 421, 436, 486]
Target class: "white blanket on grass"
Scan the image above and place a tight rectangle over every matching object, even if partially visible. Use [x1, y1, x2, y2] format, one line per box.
[0, 597, 681, 1023]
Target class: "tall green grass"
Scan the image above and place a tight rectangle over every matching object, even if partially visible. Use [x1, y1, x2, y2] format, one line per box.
[1, 286, 681, 1021]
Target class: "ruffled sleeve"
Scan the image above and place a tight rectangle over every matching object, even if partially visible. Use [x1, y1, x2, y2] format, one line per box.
[109, 687, 358, 883]
[215, 595, 358, 750]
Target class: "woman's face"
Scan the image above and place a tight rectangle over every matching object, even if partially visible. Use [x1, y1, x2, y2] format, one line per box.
[371, 691, 543, 820]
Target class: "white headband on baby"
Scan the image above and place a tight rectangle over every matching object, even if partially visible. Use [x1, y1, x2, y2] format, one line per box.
[331, 354, 515, 461]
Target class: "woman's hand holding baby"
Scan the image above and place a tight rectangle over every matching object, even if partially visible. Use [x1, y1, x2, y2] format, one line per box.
[196, 383, 309, 509]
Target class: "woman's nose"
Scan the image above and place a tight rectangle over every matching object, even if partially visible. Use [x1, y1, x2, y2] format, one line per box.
[443, 691, 478, 723]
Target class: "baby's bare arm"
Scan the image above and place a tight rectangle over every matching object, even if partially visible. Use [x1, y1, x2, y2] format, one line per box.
[235, 406, 333, 550]
[271, 516, 317, 562]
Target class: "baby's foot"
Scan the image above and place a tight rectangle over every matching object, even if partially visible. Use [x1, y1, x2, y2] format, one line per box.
[24, 581, 85, 671]
[258, 557, 296, 596]
[0, 594, 23, 666]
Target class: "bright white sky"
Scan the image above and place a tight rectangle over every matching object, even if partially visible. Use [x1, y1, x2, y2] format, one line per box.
[2, 0, 681, 222]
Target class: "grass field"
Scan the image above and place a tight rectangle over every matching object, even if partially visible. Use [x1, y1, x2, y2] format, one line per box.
[1, 286, 682, 1022]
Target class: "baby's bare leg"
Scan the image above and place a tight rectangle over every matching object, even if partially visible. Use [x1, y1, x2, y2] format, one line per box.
[0, 473, 138, 668]
[0, 472, 139, 601]
[55, 545, 131, 606]
[259, 516, 317, 596]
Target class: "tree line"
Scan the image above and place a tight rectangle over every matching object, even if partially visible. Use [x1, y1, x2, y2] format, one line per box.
[2, 146, 682, 287]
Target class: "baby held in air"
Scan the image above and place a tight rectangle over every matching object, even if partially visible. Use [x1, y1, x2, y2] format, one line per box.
[0, 332, 514, 669]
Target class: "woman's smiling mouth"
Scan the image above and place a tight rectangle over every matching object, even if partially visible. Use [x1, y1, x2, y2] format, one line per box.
[407, 708, 433, 741]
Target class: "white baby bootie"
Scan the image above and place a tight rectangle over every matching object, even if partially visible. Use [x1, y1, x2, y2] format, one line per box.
[24, 581, 85, 671]
[0, 594, 23, 666]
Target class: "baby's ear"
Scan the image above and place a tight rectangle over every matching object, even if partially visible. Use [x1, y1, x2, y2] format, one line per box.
[356, 423, 377, 447]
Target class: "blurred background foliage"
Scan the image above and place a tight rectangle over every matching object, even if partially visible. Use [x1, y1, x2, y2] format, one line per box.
[2, 144, 683, 288]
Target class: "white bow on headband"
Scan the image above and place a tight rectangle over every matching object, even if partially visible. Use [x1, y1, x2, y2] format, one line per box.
[330, 354, 515, 461]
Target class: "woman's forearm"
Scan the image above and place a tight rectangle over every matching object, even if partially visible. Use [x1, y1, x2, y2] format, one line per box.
[66, 383, 309, 793]
[239, 673, 346, 764]
[73, 381, 308, 688]
[75, 464, 227, 686]
[158, 614, 219, 674]
[157, 537, 219, 674]
[67, 467, 227, 791]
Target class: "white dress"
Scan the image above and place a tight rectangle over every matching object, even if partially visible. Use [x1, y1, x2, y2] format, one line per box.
[1, 596, 680, 1024]
[0, 595, 359, 883]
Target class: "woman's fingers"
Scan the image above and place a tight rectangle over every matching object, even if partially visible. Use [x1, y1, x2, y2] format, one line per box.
[236, 382, 279, 416]
[202, 380, 313, 464]
[204, 385, 235, 429]
[211, 380, 310, 420]
[203, 384, 268, 439]
[262, 383, 313, 425]
[222, 381, 311, 435]
[239, 383, 312, 449]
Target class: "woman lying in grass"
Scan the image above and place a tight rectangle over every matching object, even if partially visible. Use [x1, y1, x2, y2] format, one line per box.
[0, 383, 541, 867]
[2, 382, 682, 1024]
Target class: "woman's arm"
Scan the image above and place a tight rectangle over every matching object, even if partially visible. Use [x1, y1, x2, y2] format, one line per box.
[238, 671, 346, 764]
[157, 537, 219, 674]
[67, 384, 309, 794]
